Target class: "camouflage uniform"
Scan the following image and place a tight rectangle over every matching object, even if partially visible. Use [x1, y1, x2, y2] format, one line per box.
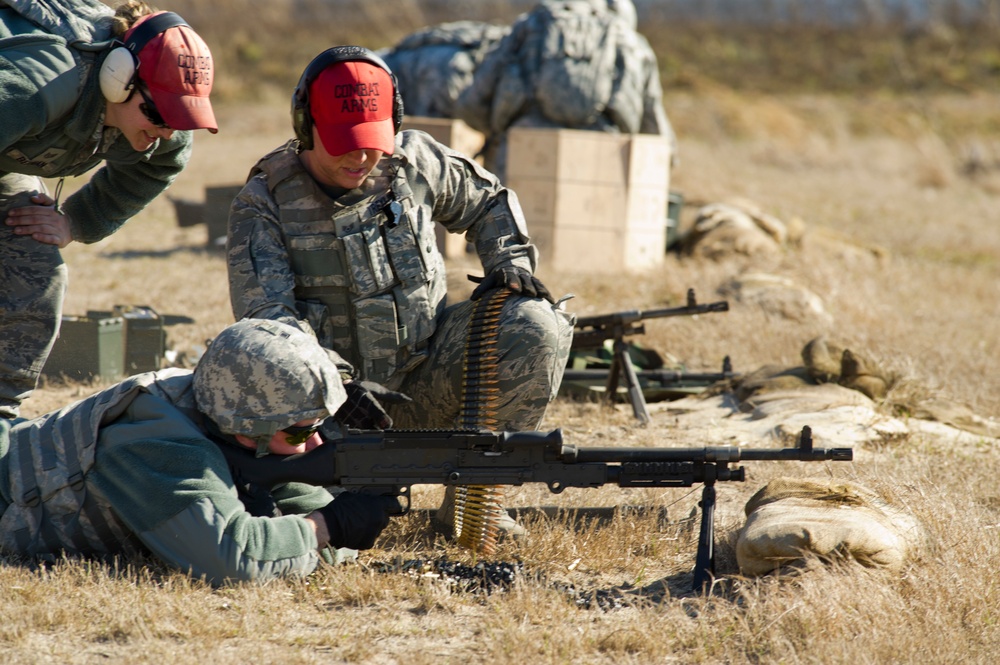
[454, 0, 677, 181]
[0, 176, 66, 418]
[0, 319, 350, 585]
[0, 1, 195, 418]
[378, 20, 509, 119]
[227, 130, 574, 432]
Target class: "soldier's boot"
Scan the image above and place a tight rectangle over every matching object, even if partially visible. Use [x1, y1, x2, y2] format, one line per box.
[433, 485, 527, 540]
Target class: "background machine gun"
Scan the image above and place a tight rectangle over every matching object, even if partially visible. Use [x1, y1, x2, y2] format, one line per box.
[570, 288, 732, 424]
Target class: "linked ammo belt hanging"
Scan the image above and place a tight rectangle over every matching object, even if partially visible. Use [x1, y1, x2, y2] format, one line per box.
[452, 288, 511, 554]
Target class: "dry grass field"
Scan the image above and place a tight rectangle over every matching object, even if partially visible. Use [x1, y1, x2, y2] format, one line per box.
[3, 3, 1000, 664]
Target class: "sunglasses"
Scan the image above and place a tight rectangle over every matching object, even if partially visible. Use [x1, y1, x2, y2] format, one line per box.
[136, 84, 170, 129]
[282, 421, 323, 446]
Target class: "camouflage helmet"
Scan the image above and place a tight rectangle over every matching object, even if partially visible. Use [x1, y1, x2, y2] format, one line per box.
[193, 319, 347, 455]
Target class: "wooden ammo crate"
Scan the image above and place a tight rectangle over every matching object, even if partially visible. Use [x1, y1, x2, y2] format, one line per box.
[404, 115, 484, 162]
[505, 128, 672, 273]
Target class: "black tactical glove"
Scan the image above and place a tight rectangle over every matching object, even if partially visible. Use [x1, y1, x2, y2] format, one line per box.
[469, 266, 554, 303]
[334, 380, 412, 430]
[317, 491, 402, 550]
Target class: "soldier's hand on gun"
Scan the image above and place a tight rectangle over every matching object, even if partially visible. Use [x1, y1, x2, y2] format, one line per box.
[334, 380, 412, 429]
[469, 265, 554, 303]
[5, 194, 73, 248]
[315, 491, 402, 550]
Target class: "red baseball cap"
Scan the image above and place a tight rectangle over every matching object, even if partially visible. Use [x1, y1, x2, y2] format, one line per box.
[128, 12, 217, 133]
[309, 61, 395, 156]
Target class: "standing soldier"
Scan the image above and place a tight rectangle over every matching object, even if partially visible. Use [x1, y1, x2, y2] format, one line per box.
[0, 1, 217, 419]
[226, 46, 574, 535]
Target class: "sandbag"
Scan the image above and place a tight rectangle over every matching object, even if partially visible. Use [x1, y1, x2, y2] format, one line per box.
[909, 397, 1000, 439]
[736, 477, 927, 576]
[802, 337, 893, 400]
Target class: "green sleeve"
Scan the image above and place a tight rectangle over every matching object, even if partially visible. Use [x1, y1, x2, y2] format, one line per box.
[63, 131, 194, 243]
[90, 393, 325, 585]
[0, 56, 50, 148]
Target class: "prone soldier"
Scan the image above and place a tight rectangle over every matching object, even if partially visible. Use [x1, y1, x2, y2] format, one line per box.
[0, 319, 401, 585]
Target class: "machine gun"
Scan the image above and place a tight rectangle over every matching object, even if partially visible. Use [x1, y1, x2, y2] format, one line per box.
[562, 356, 738, 403]
[218, 425, 852, 592]
[571, 288, 731, 424]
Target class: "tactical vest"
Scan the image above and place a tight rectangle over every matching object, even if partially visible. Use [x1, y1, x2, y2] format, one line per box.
[0, 369, 198, 557]
[252, 142, 448, 386]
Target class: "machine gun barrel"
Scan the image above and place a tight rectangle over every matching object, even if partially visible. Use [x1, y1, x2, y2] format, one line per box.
[571, 444, 852, 464]
[574, 301, 730, 331]
[574, 288, 729, 332]
[562, 369, 735, 384]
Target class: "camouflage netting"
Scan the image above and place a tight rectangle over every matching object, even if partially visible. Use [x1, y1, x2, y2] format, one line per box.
[736, 477, 929, 576]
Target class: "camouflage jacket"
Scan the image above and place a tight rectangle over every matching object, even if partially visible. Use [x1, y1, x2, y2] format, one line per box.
[0, 370, 333, 584]
[227, 129, 538, 386]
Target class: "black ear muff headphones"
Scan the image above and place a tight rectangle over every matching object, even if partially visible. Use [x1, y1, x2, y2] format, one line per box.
[99, 11, 188, 103]
[291, 45, 404, 151]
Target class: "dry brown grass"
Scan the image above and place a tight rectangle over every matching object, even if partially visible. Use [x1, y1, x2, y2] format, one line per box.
[6, 6, 1000, 663]
[8, 87, 999, 664]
